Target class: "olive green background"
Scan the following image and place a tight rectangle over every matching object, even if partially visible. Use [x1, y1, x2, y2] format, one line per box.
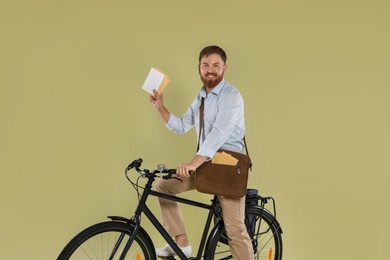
[1, 0, 389, 259]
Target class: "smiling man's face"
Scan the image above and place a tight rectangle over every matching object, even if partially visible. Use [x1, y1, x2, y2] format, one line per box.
[198, 53, 227, 92]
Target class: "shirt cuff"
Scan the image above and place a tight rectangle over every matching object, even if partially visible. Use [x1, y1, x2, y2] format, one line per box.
[165, 113, 178, 131]
[196, 146, 215, 161]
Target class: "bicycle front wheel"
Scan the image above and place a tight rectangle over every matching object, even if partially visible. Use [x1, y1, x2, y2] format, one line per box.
[207, 206, 283, 260]
[58, 221, 155, 260]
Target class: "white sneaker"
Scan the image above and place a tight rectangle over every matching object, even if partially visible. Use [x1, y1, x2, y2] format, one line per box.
[155, 243, 192, 257]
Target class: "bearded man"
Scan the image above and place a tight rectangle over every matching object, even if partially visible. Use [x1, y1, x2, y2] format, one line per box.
[150, 45, 253, 259]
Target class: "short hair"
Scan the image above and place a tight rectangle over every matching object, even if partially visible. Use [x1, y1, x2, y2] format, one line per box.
[199, 45, 227, 64]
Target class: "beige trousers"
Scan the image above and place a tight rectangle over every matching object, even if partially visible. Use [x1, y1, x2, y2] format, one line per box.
[155, 174, 254, 260]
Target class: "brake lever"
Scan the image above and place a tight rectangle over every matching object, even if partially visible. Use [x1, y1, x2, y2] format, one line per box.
[162, 172, 183, 182]
[162, 172, 172, 179]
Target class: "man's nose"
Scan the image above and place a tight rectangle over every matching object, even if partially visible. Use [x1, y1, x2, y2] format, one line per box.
[206, 66, 215, 73]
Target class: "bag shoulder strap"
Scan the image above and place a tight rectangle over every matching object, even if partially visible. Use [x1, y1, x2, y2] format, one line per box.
[196, 97, 204, 152]
[243, 136, 253, 170]
[243, 136, 250, 157]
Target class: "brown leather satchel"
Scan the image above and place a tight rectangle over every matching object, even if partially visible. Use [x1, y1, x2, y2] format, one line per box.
[194, 97, 252, 198]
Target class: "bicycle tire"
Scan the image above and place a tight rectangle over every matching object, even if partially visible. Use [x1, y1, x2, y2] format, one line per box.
[57, 221, 156, 260]
[205, 206, 283, 260]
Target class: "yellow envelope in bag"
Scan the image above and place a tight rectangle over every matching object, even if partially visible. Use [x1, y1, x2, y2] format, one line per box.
[212, 151, 238, 166]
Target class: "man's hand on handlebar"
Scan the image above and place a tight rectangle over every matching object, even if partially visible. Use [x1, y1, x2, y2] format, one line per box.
[176, 155, 208, 178]
[176, 163, 196, 178]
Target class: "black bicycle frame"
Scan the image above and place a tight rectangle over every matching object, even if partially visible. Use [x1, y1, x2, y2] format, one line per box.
[121, 174, 220, 260]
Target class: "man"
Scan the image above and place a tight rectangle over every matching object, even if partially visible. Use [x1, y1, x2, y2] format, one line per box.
[150, 45, 253, 259]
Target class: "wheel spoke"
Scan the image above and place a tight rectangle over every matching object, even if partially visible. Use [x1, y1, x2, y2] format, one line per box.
[207, 207, 283, 260]
[58, 222, 155, 260]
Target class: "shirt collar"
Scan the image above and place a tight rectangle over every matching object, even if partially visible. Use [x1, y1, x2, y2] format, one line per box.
[199, 79, 226, 99]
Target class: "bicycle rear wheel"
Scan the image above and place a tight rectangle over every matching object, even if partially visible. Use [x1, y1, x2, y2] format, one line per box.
[57, 221, 155, 260]
[207, 206, 283, 260]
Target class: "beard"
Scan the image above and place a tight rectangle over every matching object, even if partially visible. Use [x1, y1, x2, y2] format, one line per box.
[200, 72, 224, 89]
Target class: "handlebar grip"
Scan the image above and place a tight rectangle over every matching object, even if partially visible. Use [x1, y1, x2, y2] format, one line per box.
[126, 158, 143, 171]
[132, 158, 143, 168]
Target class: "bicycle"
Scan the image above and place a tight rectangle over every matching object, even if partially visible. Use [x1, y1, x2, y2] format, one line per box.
[58, 158, 283, 260]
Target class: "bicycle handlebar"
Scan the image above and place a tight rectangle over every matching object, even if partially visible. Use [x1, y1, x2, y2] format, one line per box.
[125, 158, 181, 181]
